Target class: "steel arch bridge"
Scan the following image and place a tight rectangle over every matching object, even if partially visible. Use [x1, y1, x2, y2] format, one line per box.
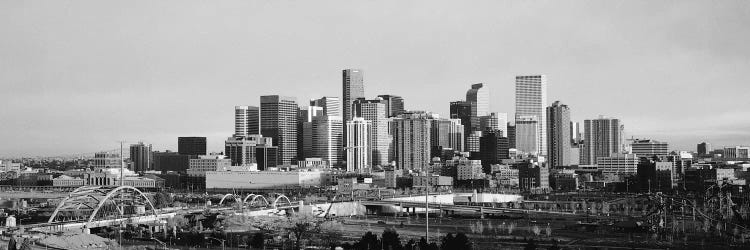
[48, 186, 158, 223]
[216, 193, 294, 209]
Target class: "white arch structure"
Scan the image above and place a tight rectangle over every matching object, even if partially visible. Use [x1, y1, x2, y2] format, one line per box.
[48, 186, 158, 223]
[218, 194, 243, 206]
[272, 194, 292, 209]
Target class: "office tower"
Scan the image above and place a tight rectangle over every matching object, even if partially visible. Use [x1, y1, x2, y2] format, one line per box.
[234, 106, 260, 138]
[300, 106, 324, 159]
[225, 135, 273, 166]
[377, 95, 405, 117]
[479, 112, 508, 137]
[342, 69, 365, 121]
[581, 116, 624, 165]
[547, 101, 571, 167]
[465, 131, 482, 156]
[480, 129, 510, 173]
[450, 101, 474, 149]
[507, 122, 516, 149]
[310, 96, 341, 117]
[129, 142, 152, 172]
[346, 117, 371, 172]
[430, 118, 465, 155]
[255, 145, 279, 170]
[260, 95, 298, 165]
[629, 139, 669, 157]
[596, 153, 638, 175]
[697, 142, 711, 156]
[515, 75, 548, 156]
[353, 99, 391, 166]
[93, 152, 121, 170]
[466, 83, 490, 118]
[391, 112, 432, 171]
[178, 137, 207, 156]
[309, 115, 344, 166]
[515, 116, 540, 156]
[570, 122, 581, 144]
[153, 151, 192, 172]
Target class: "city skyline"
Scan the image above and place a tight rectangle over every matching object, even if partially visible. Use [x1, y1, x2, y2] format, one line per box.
[2, 1, 750, 156]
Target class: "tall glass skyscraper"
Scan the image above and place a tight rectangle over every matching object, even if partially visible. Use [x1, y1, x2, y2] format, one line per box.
[546, 101, 571, 167]
[342, 69, 365, 121]
[234, 106, 260, 138]
[515, 75, 548, 156]
[260, 95, 298, 165]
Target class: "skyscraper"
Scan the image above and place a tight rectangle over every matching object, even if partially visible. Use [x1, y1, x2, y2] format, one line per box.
[377, 95, 405, 117]
[391, 112, 432, 171]
[234, 106, 260, 138]
[430, 118, 465, 155]
[450, 100, 474, 149]
[310, 96, 341, 117]
[582, 116, 624, 165]
[515, 116, 539, 155]
[466, 83, 490, 118]
[697, 142, 711, 156]
[346, 117, 371, 172]
[515, 75, 548, 156]
[129, 142, 152, 172]
[629, 139, 669, 157]
[342, 69, 365, 121]
[479, 129, 510, 173]
[546, 101, 571, 167]
[479, 112, 508, 137]
[301, 106, 324, 159]
[225, 135, 273, 166]
[309, 115, 343, 166]
[260, 95, 298, 165]
[353, 99, 391, 166]
[178, 137, 207, 156]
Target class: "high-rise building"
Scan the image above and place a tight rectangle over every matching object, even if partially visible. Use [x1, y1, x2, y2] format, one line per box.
[724, 146, 750, 159]
[570, 122, 581, 144]
[129, 142, 152, 172]
[255, 145, 279, 170]
[629, 139, 669, 157]
[546, 101, 571, 167]
[581, 116, 623, 165]
[260, 95, 298, 165]
[596, 153, 638, 175]
[300, 106, 324, 160]
[507, 122, 516, 149]
[225, 135, 273, 166]
[465, 131, 482, 156]
[479, 129, 510, 173]
[353, 99, 391, 166]
[480, 112, 508, 137]
[346, 117, 371, 172]
[697, 142, 711, 156]
[377, 95, 405, 117]
[450, 101, 474, 149]
[310, 96, 341, 117]
[342, 69, 365, 121]
[178, 137, 207, 156]
[153, 151, 192, 172]
[515, 116, 539, 156]
[515, 75, 547, 156]
[430, 118, 465, 154]
[518, 162, 550, 192]
[466, 83, 490, 118]
[234, 106, 260, 138]
[309, 115, 344, 166]
[391, 112, 433, 171]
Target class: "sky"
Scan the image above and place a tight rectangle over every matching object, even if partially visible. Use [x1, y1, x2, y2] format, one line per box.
[1, 0, 749, 157]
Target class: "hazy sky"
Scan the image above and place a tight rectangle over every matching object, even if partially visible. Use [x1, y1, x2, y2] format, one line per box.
[2, 0, 749, 157]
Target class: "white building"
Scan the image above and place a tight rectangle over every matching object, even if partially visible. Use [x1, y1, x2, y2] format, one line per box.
[0, 160, 21, 172]
[457, 158, 484, 180]
[205, 171, 324, 189]
[515, 116, 539, 156]
[346, 117, 371, 172]
[188, 155, 232, 176]
[515, 75, 547, 156]
[596, 153, 639, 175]
[234, 105, 260, 138]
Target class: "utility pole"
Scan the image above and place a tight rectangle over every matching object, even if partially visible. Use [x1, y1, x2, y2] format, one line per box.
[425, 188, 429, 243]
[119, 141, 125, 187]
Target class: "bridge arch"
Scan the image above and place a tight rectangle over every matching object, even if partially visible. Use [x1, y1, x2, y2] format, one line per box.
[249, 195, 270, 207]
[48, 186, 158, 223]
[242, 194, 256, 204]
[273, 195, 292, 209]
[219, 194, 242, 206]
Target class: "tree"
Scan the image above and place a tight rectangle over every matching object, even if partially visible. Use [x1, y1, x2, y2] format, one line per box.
[381, 228, 403, 250]
[441, 232, 471, 250]
[249, 232, 265, 249]
[404, 239, 416, 250]
[286, 213, 322, 249]
[319, 220, 343, 249]
[153, 192, 173, 209]
[355, 232, 380, 250]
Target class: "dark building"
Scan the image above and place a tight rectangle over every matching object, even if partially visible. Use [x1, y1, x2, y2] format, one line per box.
[507, 123, 516, 149]
[636, 159, 675, 193]
[153, 151, 193, 172]
[260, 95, 298, 165]
[256, 145, 279, 170]
[517, 161, 549, 193]
[546, 101, 571, 167]
[684, 166, 735, 192]
[178, 137, 207, 156]
[697, 142, 711, 156]
[450, 101, 474, 149]
[129, 142, 152, 172]
[377, 94, 405, 117]
[479, 129, 510, 173]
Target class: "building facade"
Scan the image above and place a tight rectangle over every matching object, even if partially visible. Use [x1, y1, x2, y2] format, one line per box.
[342, 69, 365, 121]
[260, 95, 298, 165]
[515, 116, 539, 156]
[515, 75, 548, 156]
[129, 142, 152, 172]
[391, 112, 432, 171]
[346, 117, 371, 172]
[377, 94, 405, 117]
[582, 116, 623, 165]
[353, 99, 391, 166]
[178, 137, 207, 156]
[546, 101, 571, 167]
[234, 106, 260, 138]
